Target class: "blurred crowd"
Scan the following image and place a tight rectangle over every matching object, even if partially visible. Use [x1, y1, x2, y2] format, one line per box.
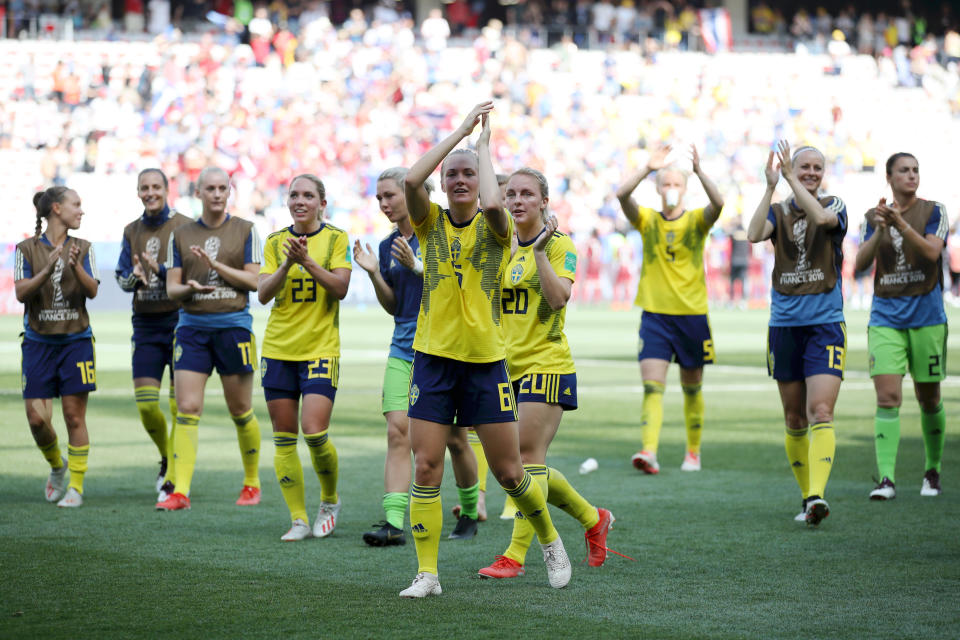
[2, 0, 960, 312]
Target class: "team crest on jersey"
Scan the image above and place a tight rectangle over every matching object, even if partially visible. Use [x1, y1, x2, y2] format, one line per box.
[510, 263, 524, 284]
[665, 230, 675, 245]
[409, 384, 420, 405]
[450, 237, 462, 262]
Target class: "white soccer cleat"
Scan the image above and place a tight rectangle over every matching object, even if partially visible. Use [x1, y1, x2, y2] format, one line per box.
[680, 451, 701, 472]
[45, 457, 69, 502]
[541, 537, 571, 589]
[794, 499, 808, 522]
[313, 500, 341, 538]
[399, 572, 442, 598]
[869, 477, 896, 500]
[57, 487, 83, 508]
[804, 498, 830, 526]
[631, 450, 660, 475]
[921, 469, 942, 497]
[281, 518, 311, 542]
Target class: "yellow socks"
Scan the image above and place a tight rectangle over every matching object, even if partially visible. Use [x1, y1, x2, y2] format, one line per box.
[641, 381, 665, 453]
[784, 427, 810, 498]
[273, 433, 307, 523]
[503, 470, 557, 546]
[504, 465, 548, 563]
[305, 431, 339, 504]
[808, 422, 835, 498]
[232, 409, 261, 489]
[38, 437, 64, 469]
[546, 467, 598, 529]
[410, 484, 442, 575]
[67, 444, 89, 494]
[467, 430, 488, 492]
[172, 413, 200, 495]
[681, 383, 704, 455]
[135, 386, 168, 459]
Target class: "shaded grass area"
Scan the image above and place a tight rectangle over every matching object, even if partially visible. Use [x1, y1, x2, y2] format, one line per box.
[1, 306, 959, 639]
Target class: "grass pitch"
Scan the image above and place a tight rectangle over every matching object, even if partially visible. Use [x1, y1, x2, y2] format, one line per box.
[1, 305, 958, 639]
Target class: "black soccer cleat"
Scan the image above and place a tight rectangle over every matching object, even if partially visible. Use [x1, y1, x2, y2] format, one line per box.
[363, 521, 406, 547]
[448, 514, 479, 540]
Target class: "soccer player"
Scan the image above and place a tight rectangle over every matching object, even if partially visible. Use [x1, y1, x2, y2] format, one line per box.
[747, 142, 846, 526]
[16, 186, 98, 508]
[855, 153, 948, 500]
[156, 167, 263, 511]
[478, 168, 614, 580]
[616, 144, 724, 474]
[354, 167, 481, 547]
[398, 102, 570, 598]
[115, 169, 191, 495]
[258, 174, 351, 541]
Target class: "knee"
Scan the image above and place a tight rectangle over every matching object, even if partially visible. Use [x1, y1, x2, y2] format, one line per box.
[62, 409, 86, 432]
[26, 414, 47, 437]
[808, 402, 835, 425]
[783, 411, 807, 431]
[876, 390, 902, 409]
[386, 421, 409, 451]
[919, 396, 942, 414]
[489, 460, 524, 489]
[412, 453, 443, 483]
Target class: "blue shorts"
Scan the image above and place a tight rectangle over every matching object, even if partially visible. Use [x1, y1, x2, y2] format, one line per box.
[22, 337, 97, 399]
[131, 334, 174, 380]
[638, 311, 716, 369]
[173, 326, 256, 376]
[512, 373, 578, 411]
[767, 322, 846, 381]
[260, 356, 339, 402]
[407, 351, 517, 426]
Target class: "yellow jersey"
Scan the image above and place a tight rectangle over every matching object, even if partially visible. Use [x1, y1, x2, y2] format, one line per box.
[412, 202, 513, 363]
[632, 206, 714, 315]
[260, 223, 352, 360]
[502, 230, 577, 379]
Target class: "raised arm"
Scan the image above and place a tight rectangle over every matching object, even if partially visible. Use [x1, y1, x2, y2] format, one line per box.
[68, 244, 98, 299]
[616, 144, 671, 228]
[747, 151, 777, 243]
[14, 244, 62, 302]
[531, 217, 572, 311]
[354, 238, 397, 314]
[881, 200, 946, 263]
[477, 112, 510, 238]
[691, 145, 724, 226]
[854, 207, 883, 273]
[404, 101, 494, 225]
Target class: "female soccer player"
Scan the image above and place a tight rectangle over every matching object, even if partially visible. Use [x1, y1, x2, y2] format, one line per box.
[157, 167, 263, 511]
[354, 168, 480, 547]
[115, 169, 191, 495]
[398, 102, 569, 598]
[747, 141, 847, 526]
[16, 186, 98, 508]
[855, 153, 948, 500]
[258, 174, 351, 541]
[478, 168, 614, 580]
[616, 144, 724, 474]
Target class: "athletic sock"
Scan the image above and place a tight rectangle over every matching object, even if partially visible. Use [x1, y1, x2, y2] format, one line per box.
[383, 492, 409, 530]
[305, 431, 339, 504]
[503, 465, 547, 563]
[467, 430, 488, 492]
[641, 381, 665, 453]
[135, 385, 168, 458]
[808, 422, 836, 499]
[457, 481, 479, 520]
[920, 402, 946, 473]
[232, 409, 261, 489]
[874, 406, 901, 482]
[165, 390, 177, 484]
[681, 383, 704, 455]
[273, 434, 307, 523]
[172, 413, 200, 495]
[409, 484, 442, 575]
[503, 469, 557, 545]
[784, 427, 810, 499]
[67, 444, 89, 494]
[546, 467, 598, 530]
[38, 437, 64, 469]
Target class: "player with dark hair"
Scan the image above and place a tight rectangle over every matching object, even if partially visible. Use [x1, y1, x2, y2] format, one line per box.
[116, 168, 192, 495]
[856, 152, 948, 500]
[398, 102, 569, 598]
[616, 144, 724, 474]
[258, 174, 352, 541]
[16, 186, 99, 507]
[156, 167, 263, 511]
[748, 142, 847, 526]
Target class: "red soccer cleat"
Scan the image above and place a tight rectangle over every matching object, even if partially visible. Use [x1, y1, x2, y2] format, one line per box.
[236, 485, 261, 506]
[585, 508, 615, 567]
[156, 492, 191, 511]
[478, 555, 525, 579]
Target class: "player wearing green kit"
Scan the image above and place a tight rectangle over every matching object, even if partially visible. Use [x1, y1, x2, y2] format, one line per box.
[855, 153, 948, 500]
